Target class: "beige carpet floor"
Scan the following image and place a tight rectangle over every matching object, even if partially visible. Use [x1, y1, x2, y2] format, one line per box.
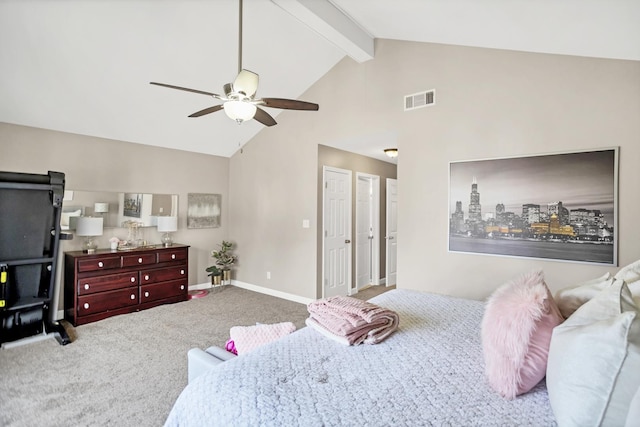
[0, 284, 392, 427]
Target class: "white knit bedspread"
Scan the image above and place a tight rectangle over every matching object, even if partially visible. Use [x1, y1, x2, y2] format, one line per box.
[165, 289, 556, 426]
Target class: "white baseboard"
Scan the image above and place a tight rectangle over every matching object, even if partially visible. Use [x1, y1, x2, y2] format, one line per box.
[190, 282, 215, 291]
[225, 280, 314, 305]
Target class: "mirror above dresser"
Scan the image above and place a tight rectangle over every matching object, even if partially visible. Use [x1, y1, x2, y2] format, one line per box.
[62, 190, 178, 229]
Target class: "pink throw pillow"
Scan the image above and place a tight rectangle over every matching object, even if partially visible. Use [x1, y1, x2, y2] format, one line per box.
[481, 270, 564, 399]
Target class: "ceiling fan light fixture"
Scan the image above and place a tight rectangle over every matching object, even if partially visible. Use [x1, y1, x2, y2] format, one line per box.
[224, 100, 257, 123]
[149, 0, 317, 127]
[384, 148, 398, 158]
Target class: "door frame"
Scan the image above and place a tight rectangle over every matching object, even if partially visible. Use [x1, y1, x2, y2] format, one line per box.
[355, 172, 380, 292]
[385, 178, 398, 287]
[322, 166, 352, 297]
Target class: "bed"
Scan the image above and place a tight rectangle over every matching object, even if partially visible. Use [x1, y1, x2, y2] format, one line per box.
[164, 289, 556, 426]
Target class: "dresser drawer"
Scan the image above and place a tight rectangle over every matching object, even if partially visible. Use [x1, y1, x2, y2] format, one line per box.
[122, 253, 157, 267]
[140, 265, 187, 285]
[77, 256, 121, 273]
[77, 288, 139, 316]
[77, 272, 138, 296]
[140, 279, 187, 303]
[157, 248, 188, 263]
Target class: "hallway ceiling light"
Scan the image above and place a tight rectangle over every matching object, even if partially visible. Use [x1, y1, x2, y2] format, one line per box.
[384, 148, 398, 158]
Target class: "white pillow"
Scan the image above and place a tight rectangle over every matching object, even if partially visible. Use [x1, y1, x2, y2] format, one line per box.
[615, 260, 640, 306]
[615, 259, 640, 284]
[547, 279, 640, 427]
[626, 386, 640, 427]
[554, 272, 613, 318]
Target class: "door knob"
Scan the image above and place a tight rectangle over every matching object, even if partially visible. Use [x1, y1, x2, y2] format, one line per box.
[345, 239, 351, 244]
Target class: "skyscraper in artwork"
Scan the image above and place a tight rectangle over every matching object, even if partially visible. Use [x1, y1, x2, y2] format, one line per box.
[468, 177, 482, 223]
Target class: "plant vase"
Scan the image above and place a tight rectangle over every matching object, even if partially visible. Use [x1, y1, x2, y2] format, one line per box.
[211, 274, 222, 286]
[223, 269, 231, 283]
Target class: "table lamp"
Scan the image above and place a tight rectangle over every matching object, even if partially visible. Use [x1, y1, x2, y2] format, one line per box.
[75, 216, 103, 254]
[94, 202, 109, 217]
[157, 216, 177, 247]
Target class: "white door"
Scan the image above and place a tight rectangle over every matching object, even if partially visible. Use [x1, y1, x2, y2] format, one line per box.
[323, 166, 352, 298]
[355, 173, 380, 292]
[385, 178, 398, 287]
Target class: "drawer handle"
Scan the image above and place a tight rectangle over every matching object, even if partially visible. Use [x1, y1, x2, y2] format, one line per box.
[138, 257, 143, 263]
[131, 277, 136, 283]
[171, 254, 176, 259]
[180, 269, 185, 275]
[98, 261, 104, 268]
[144, 291, 150, 298]
[180, 285, 185, 290]
[130, 294, 136, 300]
[84, 303, 89, 309]
[84, 284, 90, 290]
[145, 275, 150, 281]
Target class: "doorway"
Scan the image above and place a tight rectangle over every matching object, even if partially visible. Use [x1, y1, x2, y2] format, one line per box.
[385, 178, 398, 287]
[322, 166, 352, 298]
[355, 173, 380, 293]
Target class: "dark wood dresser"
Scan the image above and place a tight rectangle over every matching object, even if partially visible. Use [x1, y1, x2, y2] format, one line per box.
[64, 244, 189, 326]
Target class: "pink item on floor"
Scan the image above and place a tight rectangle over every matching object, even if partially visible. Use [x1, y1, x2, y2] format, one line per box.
[188, 290, 208, 300]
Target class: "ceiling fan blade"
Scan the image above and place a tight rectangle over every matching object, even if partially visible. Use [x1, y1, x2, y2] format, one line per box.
[253, 107, 277, 127]
[150, 82, 221, 98]
[188, 105, 224, 117]
[260, 98, 319, 111]
[233, 69, 259, 97]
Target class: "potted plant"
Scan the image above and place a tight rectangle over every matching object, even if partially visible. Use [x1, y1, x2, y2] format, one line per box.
[211, 240, 236, 282]
[206, 265, 222, 286]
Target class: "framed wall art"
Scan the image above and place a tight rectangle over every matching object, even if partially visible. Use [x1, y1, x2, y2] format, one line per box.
[187, 193, 221, 229]
[448, 148, 618, 265]
[123, 193, 142, 218]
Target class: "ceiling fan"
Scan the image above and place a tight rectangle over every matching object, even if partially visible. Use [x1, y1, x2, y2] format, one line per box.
[150, 0, 319, 127]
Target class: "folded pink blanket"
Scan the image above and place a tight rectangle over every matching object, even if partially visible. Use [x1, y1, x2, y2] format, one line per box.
[229, 322, 296, 355]
[307, 296, 399, 345]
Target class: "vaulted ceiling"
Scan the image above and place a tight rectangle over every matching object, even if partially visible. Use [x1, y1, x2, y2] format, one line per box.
[1, 0, 638, 163]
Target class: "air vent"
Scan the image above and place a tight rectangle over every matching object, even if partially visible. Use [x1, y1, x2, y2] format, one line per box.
[404, 89, 435, 111]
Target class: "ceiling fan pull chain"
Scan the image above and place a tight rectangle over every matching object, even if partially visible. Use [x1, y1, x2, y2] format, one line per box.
[238, 0, 243, 75]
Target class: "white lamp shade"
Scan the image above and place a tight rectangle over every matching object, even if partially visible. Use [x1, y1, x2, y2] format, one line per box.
[75, 217, 104, 237]
[94, 202, 109, 213]
[224, 100, 256, 121]
[157, 216, 178, 233]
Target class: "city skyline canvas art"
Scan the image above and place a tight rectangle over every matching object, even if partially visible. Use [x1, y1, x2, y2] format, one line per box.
[448, 148, 618, 265]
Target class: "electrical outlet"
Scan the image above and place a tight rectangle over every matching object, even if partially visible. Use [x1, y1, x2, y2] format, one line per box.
[267, 271, 271, 280]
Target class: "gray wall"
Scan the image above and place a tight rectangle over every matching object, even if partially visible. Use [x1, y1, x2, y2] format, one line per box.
[3, 39, 639, 305]
[0, 123, 230, 309]
[230, 39, 640, 301]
